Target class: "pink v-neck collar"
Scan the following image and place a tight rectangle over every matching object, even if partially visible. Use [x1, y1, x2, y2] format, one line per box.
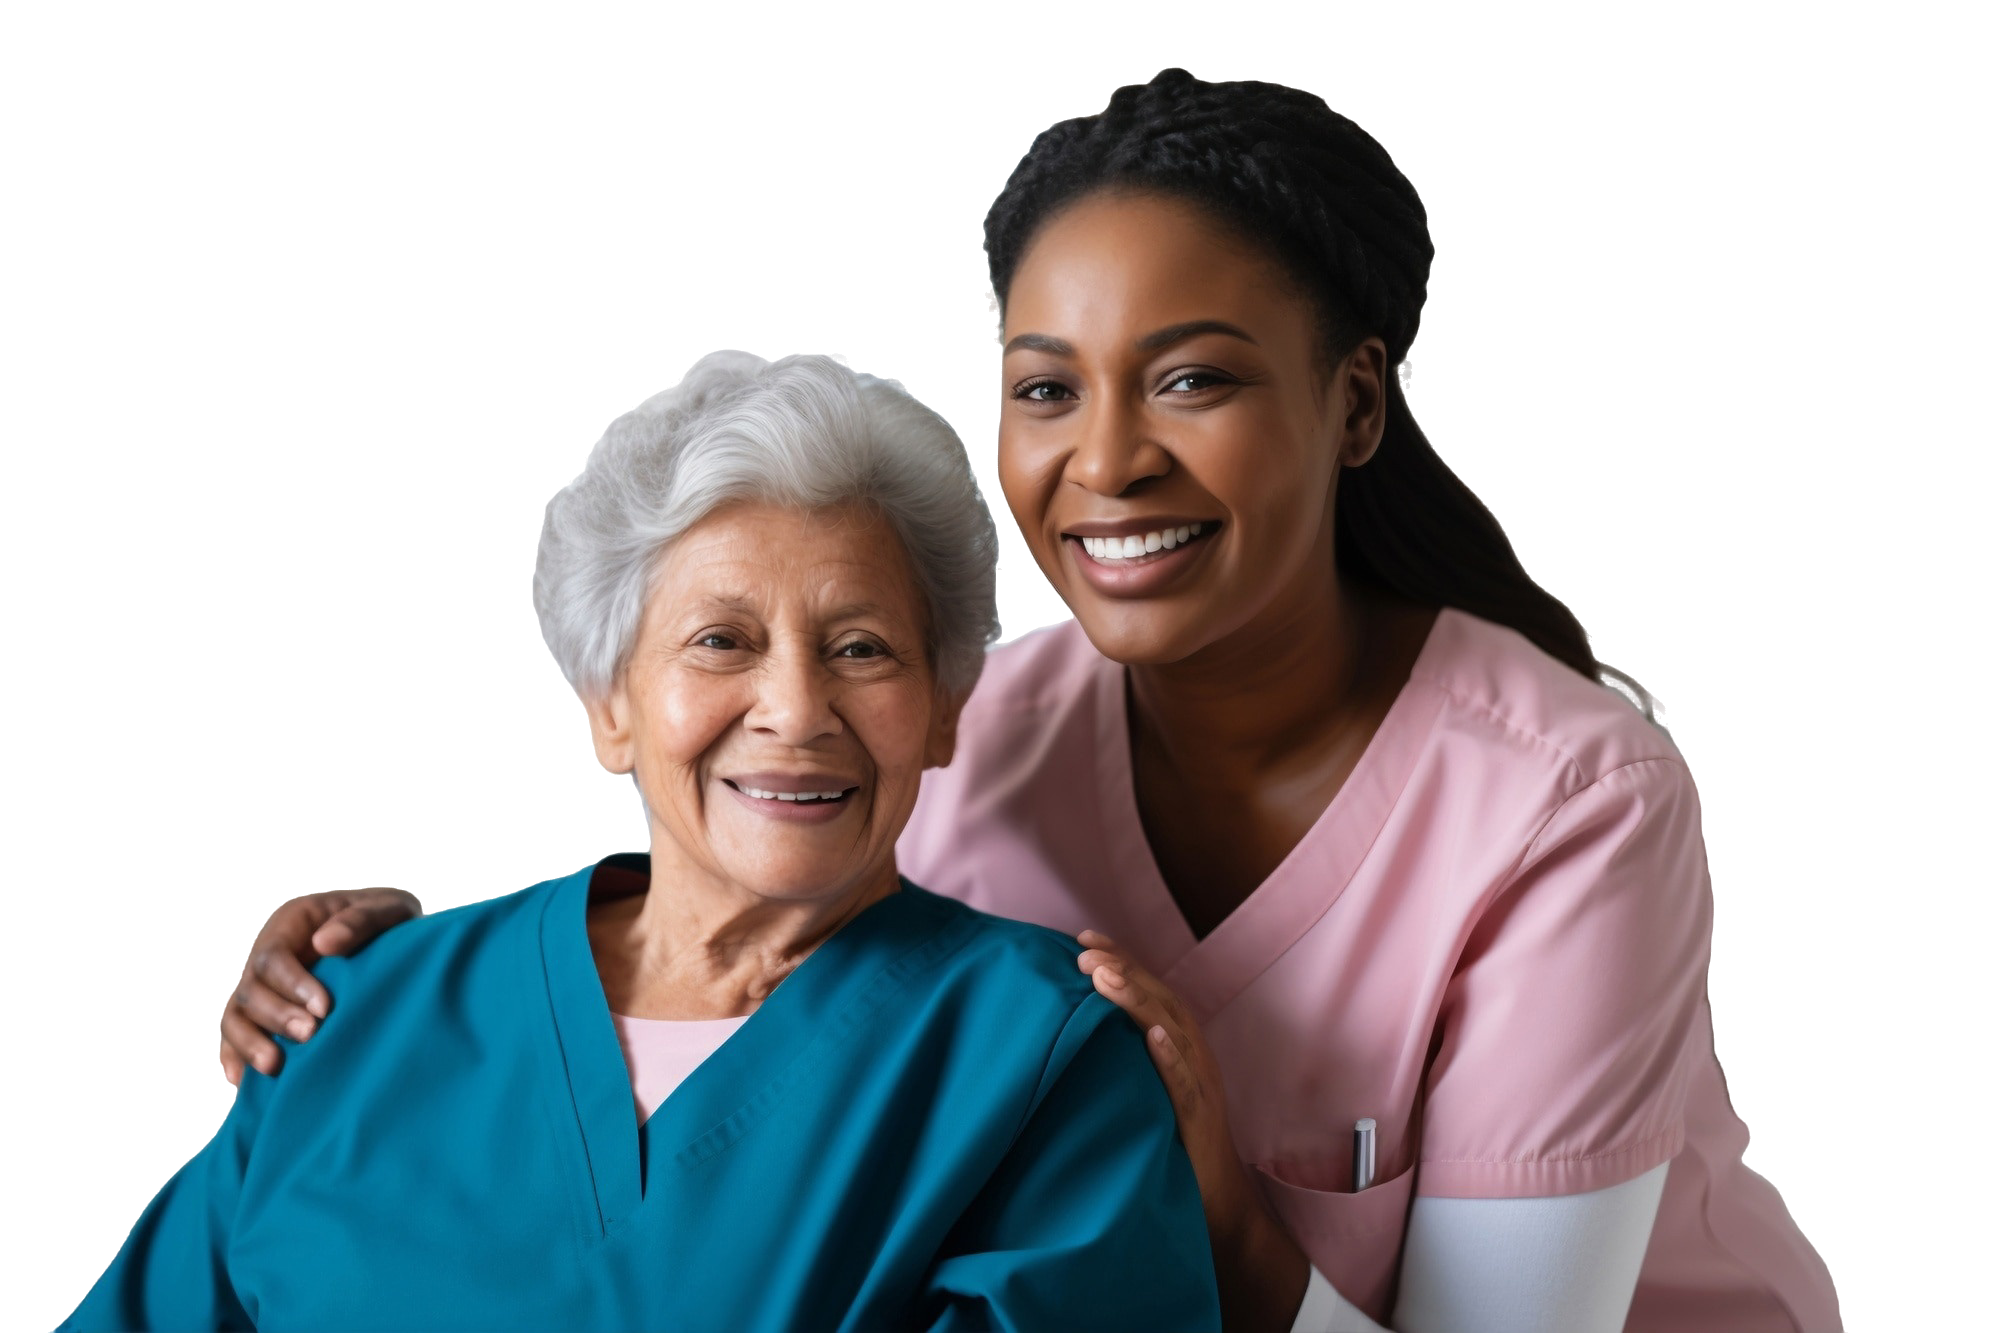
[1091, 610, 1453, 1023]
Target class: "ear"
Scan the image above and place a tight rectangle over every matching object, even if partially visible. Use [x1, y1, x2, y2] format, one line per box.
[583, 680, 637, 776]
[922, 684, 972, 771]
[1335, 336, 1390, 469]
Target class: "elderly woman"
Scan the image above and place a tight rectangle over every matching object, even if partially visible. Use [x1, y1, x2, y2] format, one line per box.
[64, 353, 1221, 1332]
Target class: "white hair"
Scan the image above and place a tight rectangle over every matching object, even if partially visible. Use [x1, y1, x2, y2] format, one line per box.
[534, 351, 1000, 700]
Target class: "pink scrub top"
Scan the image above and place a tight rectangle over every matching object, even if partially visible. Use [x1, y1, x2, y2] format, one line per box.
[897, 609, 1840, 1332]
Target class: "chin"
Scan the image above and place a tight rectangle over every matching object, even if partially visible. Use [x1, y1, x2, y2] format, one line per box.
[722, 861, 880, 906]
[1066, 602, 1219, 668]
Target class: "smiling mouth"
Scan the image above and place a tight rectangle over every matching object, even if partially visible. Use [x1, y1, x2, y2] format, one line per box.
[722, 780, 858, 805]
[1067, 521, 1217, 565]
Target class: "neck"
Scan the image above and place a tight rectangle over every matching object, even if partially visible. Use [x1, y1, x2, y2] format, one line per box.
[590, 840, 901, 1020]
[1128, 531, 1386, 778]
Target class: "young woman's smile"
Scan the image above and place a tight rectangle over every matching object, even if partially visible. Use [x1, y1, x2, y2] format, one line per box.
[1063, 518, 1220, 596]
[200, 69, 1841, 1333]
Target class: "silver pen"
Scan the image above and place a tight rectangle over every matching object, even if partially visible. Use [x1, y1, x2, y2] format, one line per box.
[1352, 1117, 1377, 1192]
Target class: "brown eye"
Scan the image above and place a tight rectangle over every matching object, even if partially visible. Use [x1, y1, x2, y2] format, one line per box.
[1013, 379, 1073, 403]
[1163, 371, 1229, 393]
[835, 640, 884, 659]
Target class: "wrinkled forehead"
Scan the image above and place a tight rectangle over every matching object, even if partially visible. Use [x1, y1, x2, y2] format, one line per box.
[645, 501, 926, 630]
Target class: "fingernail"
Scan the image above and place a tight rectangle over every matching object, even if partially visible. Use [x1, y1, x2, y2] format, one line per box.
[1150, 1025, 1170, 1045]
[305, 994, 328, 1019]
[1096, 965, 1126, 989]
[287, 1018, 314, 1042]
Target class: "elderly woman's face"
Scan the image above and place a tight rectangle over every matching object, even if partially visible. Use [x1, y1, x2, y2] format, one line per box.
[587, 501, 957, 905]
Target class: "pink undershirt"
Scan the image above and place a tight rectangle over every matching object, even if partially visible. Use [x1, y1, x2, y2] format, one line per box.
[610, 1012, 749, 1125]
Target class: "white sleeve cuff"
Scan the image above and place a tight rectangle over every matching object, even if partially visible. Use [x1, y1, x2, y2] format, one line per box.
[1291, 1263, 1392, 1333]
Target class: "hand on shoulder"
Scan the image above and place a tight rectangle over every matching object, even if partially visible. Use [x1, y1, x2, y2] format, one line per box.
[219, 888, 421, 1084]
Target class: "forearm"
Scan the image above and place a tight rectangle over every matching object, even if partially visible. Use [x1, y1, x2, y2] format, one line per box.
[1214, 1185, 1312, 1331]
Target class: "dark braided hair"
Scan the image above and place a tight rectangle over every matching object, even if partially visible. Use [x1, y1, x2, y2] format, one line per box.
[985, 69, 1653, 711]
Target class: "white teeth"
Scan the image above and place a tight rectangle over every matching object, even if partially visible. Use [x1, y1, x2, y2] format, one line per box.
[739, 785, 844, 803]
[1078, 524, 1211, 561]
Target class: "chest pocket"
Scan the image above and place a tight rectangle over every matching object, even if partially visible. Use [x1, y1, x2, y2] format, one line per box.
[1254, 1158, 1417, 1325]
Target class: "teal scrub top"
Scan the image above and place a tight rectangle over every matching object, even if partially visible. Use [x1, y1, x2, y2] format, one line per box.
[64, 857, 1221, 1331]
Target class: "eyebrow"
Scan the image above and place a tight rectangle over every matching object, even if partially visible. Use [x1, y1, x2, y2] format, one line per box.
[1136, 319, 1259, 352]
[1001, 332, 1074, 357]
[1001, 319, 1259, 358]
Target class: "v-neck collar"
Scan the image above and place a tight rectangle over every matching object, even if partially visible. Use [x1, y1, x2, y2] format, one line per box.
[533, 857, 976, 1237]
[1092, 610, 1453, 1024]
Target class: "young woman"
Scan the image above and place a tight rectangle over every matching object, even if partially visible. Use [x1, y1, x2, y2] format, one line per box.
[213, 71, 1840, 1332]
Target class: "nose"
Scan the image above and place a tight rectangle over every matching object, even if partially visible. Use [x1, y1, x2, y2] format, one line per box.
[744, 643, 843, 747]
[1064, 391, 1172, 498]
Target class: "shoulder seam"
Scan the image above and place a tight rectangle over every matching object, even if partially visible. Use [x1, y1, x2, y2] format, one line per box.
[1458, 756, 1695, 929]
[1013, 991, 1113, 1148]
[1521, 756, 1694, 862]
[1414, 676, 1588, 788]
[1415, 673, 1677, 793]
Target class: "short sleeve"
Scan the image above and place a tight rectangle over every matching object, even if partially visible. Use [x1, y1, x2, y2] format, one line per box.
[1417, 758, 1712, 1198]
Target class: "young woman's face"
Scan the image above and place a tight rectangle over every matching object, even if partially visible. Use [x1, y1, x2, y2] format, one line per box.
[997, 190, 1384, 666]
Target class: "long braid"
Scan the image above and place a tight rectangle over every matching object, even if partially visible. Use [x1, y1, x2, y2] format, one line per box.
[984, 69, 1650, 709]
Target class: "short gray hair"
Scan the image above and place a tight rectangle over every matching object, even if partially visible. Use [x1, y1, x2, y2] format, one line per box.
[534, 351, 1000, 699]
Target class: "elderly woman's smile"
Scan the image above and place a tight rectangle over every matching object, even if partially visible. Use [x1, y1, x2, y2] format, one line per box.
[67, 351, 1223, 1333]
[586, 499, 954, 907]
